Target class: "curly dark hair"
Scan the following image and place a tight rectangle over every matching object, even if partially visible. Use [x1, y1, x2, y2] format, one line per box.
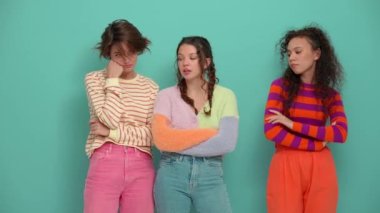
[176, 36, 219, 116]
[278, 25, 344, 115]
[96, 19, 150, 58]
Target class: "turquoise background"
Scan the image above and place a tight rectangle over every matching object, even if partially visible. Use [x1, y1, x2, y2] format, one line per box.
[1, 0, 379, 212]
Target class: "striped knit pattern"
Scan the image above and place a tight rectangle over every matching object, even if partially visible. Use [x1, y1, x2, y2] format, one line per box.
[264, 78, 348, 151]
[85, 70, 158, 157]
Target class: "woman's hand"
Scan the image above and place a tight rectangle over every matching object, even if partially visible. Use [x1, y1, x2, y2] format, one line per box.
[90, 119, 110, 137]
[106, 60, 123, 78]
[266, 109, 294, 129]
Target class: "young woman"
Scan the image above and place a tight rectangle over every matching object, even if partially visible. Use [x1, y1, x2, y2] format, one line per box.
[264, 26, 348, 213]
[152, 36, 239, 213]
[83, 19, 158, 213]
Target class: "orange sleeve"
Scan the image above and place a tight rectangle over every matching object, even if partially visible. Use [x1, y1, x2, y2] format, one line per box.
[152, 114, 218, 152]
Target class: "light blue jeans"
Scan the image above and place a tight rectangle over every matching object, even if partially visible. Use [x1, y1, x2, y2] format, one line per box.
[154, 152, 232, 213]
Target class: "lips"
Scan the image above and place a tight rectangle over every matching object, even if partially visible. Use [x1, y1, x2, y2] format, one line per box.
[182, 69, 191, 75]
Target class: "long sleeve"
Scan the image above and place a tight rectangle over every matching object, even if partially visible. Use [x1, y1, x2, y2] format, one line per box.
[108, 84, 159, 146]
[291, 92, 348, 143]
[85, 72, 122, 129]
[181, 90, 239, 156]
[151, 88, 217, 152]
[264, 79, 325, 151]
[108, 123, 153, 146]
[152, 114, 217, 152]
[85, 73, 158, 156]
[180, 117, 238, 156]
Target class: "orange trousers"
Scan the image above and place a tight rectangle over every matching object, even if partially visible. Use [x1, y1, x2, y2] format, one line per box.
[267, 146, 338, 213]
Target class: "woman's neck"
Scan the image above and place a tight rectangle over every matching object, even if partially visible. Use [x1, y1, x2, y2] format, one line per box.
[186, 78, 207, 97]
[120, 71, 137, 80]
[300, 70, 315, 84]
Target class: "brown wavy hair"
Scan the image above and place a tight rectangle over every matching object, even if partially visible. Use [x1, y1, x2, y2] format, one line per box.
[176, 36, 218, 116]
[278, 25, 343, 115]
[96, 19, 150, 58]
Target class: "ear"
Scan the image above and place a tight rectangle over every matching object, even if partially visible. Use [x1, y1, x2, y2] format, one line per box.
[314, 48, 321, 60]
[203, 58, 211, 69]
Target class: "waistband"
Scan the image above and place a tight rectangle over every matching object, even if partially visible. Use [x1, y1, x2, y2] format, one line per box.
[161, 152, 223, 161]
[275, 145, 330, 153]
[96, 142, 146, 154]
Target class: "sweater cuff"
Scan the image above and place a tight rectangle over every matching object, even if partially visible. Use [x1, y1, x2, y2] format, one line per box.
[108, 128, 120, 141]
[105, 78, 120, 87]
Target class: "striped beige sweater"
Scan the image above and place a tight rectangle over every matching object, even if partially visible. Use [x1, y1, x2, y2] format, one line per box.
[84, 70, 158, 157]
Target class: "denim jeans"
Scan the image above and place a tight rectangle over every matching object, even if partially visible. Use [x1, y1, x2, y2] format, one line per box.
[154, 152, 232, 213]
[84, 143, 155, 213]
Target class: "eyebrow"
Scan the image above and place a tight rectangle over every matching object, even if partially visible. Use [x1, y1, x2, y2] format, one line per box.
[178, 53, 198, 56]
[111, 49, 133, 57]
[177, 53, 198, 57]
[287, 47, 302, 51]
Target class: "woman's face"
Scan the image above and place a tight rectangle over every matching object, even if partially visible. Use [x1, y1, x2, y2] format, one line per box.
[177, 44, 204, 82]
[287, 37, 321, 79]
[110, 43, 138, 73]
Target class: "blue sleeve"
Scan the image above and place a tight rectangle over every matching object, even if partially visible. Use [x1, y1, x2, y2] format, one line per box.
[180, 116, 239, 157]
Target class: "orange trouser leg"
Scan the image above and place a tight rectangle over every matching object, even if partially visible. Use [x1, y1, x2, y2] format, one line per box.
[267, 147, 338, 213]
[304, 148, 338, 213]
[267, 148, 304, 213]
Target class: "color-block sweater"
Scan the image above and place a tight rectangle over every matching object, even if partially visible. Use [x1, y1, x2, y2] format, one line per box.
[152, 85, 239, 157]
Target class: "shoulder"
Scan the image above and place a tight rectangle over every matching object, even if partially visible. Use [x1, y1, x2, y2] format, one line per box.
[158, 86, 178, 95]
[328, 87, 340, 96]
[213, 85, 239, 116]
[327, 87, 342, 101]
[137, 75, 159, 96]
[270, 77, 285, 87]
[213, 84, 236, 99]
[137, 74, 159, 90]
[267, 77, 288, 94]
[84, 70, 107, 88]
[212, 85, 237, 108]
[85, 70, 106, 82]
[156, 86, 180, 101]
[154, 86, 179, 112]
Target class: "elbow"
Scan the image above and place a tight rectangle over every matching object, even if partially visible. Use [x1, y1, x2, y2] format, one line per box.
[152, 132, 178, 152]
[264, 131, 274, 142]
[152, 132, 166, 151]
[152, 137, 166, 151]
[225, 145, 236, 154]
[210, 145, 235, 156]
[220, 145, 235, 154]
[264, 133, 270, 141]
[152, 126, 166, 151]
[264, 124, 274, 141]
[333, 125, 348, 143]
[223, 137, 238, 153]
[151, 119, 182, 152]
[335, 128, 348, 143]
[219, 128, 238, 153]
[341, 127, 348, 143]
[338, 133, 348, 143]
